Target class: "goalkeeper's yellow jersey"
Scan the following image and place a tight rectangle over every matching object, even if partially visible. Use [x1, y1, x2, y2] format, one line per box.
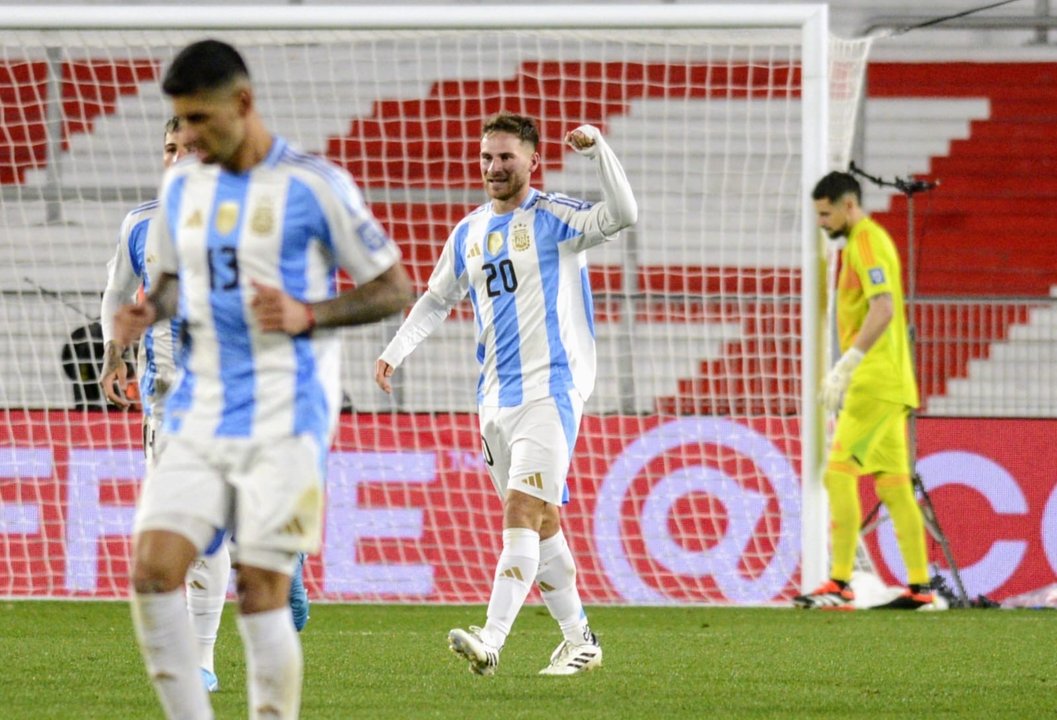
[836, 216, 919, 408]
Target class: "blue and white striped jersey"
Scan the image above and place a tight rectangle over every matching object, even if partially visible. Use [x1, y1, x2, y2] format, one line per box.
[147, 136, 400, 443]
[380, 126, 637, 408]
[436, 189, 613, 406]
[100, 200, 180, 419]
[384, 188, 632, 408]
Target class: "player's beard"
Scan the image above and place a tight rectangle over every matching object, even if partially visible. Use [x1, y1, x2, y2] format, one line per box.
[485, 173, 526, 203]
[826, 223, 849, 240]
[196, 130, 240, 166]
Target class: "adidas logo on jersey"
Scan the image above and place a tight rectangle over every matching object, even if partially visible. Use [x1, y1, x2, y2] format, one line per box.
[278, 517, 305, 536]
[467, 243, 481, 258]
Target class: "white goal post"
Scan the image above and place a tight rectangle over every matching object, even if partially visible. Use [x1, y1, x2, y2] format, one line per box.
[0, 5, 869, 603]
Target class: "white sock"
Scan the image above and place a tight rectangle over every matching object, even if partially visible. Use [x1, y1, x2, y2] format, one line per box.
[482, 527, 540, 648]
[131, 589, 213, 720]
[237, 607, 302, 720]
[536, 530, 592, 644]
[186, 544, 231, 673]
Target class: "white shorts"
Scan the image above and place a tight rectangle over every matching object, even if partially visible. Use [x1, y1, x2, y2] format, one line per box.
[478, 391, 583, 506]
[133, 433, 325, 574]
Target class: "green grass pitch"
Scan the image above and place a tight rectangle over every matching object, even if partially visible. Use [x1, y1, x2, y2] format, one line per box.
[2, 601, 1055, 719]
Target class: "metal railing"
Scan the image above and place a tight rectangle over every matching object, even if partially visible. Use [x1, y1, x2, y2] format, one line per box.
[914, 296, 1057, 418]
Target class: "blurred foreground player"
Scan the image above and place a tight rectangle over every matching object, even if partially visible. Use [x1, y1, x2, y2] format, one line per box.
[115, 40, 411, 718]
[101, 117, 311, 696]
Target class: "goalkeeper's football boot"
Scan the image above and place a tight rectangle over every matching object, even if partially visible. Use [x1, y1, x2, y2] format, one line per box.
[289, 552, 310, 631]
[200, 667, 219, 693]
[793, 579, 855, 610]
[876, 585, 936, 610]
[448, 626, 501, 676]
[539, 631, 603, 676]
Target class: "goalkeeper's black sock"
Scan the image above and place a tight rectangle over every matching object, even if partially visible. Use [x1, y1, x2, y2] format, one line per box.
[909, 582, 931, 595]
[832, 578, 849, 591]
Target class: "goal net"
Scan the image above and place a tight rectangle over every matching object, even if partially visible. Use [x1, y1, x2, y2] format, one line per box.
[0, 6, 869, 603]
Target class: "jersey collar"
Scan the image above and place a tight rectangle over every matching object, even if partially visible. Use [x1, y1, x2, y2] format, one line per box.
[519, 187, 539, 210]
[263, 135, 288, 168]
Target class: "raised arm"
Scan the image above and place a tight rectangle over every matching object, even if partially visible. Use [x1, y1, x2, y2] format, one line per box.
[564, 124, 638, 250]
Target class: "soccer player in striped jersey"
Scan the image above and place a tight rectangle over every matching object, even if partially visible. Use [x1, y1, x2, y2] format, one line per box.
[100, 117, 311, 696]
[100, 117, 186, 432]
[376, 111, 637, 675]
[794, 171, 932, 611]
[113, 40, 412, 719]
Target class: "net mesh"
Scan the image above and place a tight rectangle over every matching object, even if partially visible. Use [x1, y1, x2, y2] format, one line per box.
[0, 24, 868, 603]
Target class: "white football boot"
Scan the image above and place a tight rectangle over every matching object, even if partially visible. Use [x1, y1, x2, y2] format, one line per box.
[448, 626, 501, 676]
[538, 631, 602, 676]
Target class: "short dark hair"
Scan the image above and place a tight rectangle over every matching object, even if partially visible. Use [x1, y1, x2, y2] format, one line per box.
[163, 116, 180, 137]
[162, 39, 250, 96]
[482, 111, 539, 151]
[812, 171, 861, 204]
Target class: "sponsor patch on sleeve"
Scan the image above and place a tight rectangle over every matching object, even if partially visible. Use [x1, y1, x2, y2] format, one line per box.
[357, 220, 389, 251]
[868, 267, 886, 286]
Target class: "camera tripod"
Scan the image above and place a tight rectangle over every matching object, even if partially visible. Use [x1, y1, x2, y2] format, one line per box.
[846, 163, 971, 608]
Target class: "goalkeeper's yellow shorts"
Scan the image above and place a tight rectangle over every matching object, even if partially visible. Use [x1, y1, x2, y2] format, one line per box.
[828, 392, 910, 476]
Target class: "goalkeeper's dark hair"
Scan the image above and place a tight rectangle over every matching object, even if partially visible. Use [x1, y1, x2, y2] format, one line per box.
[482, 111, 540, 151]
[162, 39, 250, 97]
[163, 116, 180, 137]
[812, 171, 862, 204]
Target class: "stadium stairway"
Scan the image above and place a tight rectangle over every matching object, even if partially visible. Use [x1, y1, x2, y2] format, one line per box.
[660, 62, 1057, 416]
[926, 290, 1057, 417]
[871, 63, 1057, 413]
[868, 63, 1057, 298]
[3, 59, 1056, 414]
[331, 61, 1050, 416]
[324, 61, 796, 188]
[0, 59, 158, 185]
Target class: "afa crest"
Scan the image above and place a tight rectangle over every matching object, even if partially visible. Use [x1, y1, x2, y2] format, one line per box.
[215, 201, 240, 235]
[486, 231, 504, 255]
[250, 201, 274, 235]
[511, 224, 531, 251]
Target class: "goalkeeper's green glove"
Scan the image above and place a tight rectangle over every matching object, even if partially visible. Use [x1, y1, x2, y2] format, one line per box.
[821, 348, 864, 413]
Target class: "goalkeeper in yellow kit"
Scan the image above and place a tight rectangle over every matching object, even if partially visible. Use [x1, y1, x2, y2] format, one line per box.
[794, 171, 933, 610]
